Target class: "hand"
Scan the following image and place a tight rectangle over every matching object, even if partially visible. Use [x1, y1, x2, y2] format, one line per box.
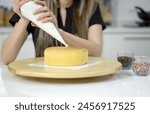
[33, 1, 58, 27]
[13, 0, 29, 19]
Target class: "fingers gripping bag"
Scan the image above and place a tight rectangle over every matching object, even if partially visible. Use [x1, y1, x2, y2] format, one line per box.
[20, 1, 68, 47]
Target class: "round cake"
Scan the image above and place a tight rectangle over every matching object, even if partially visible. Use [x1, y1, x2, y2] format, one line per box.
[44, 47, 88, 66]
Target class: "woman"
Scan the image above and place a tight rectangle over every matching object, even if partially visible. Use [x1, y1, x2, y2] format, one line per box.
[1, 0, 106, 65]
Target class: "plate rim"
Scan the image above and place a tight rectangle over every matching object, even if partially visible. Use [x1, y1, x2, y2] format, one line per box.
[8, 57, 122, 79]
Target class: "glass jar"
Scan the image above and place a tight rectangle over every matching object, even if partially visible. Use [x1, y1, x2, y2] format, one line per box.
[132, 56, 150, 76]
[117, 52, 134, 70]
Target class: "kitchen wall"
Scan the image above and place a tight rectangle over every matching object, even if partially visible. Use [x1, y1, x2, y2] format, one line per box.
[1, 0, 150, 27]
[0, 0, 12, 9]
[112, 0, 150, 27]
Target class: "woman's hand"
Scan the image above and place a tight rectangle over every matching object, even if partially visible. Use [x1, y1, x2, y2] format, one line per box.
[33, 1, 58, 27]
[13, 0, 29, 19]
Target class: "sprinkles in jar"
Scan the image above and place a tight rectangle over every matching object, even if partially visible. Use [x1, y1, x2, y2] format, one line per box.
[132, 56, 150, 76]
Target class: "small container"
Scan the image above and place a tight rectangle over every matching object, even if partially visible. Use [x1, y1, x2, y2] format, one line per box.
[117, 52, 134, 70]
[132, 56, 150, 76]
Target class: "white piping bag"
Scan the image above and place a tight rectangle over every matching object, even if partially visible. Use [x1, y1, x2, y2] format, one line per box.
[21, 1, 68, 47]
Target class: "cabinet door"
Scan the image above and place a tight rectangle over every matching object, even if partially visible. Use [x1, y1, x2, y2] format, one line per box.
[0, 34, 5, 56]
[17, 35, 35, 59]
[102, 33, 150, 59]
[0, 34, 5, 48]
[0, 34, 35, 60]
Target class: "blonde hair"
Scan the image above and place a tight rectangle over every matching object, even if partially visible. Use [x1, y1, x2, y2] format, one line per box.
[36, 0, 98, 57]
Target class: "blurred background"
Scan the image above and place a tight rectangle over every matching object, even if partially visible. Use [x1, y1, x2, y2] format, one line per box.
[0, 0, 150, 60]
[1, 0, 150, 27]
[100, 0, 150, 27]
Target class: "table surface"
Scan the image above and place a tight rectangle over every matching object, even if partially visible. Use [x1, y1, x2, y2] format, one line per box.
[0, 62, 150, 97]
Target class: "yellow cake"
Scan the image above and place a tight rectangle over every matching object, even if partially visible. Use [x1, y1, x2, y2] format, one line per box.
[44, 47, 88, 66]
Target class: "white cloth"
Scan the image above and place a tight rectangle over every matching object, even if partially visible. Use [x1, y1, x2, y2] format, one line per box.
[21, 1, 68, 47]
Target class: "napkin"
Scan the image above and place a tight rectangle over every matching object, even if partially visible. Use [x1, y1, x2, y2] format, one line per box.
[20, 1, 68, 47]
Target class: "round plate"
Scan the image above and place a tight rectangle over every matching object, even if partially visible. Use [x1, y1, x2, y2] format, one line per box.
[8, 57, 122, 79]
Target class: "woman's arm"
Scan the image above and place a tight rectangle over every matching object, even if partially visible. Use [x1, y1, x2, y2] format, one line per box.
[1, 0, 30, 65]
[1, 18, 29, 65]
[59, 24, 103, 57]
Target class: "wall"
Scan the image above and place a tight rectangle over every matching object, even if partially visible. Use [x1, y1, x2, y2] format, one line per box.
[0, 0, 12, 9]
[1, 0, 150, 27]
[112, 0, 150, 27]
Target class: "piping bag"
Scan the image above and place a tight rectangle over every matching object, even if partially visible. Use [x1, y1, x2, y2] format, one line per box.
[20, 1, 68, 47]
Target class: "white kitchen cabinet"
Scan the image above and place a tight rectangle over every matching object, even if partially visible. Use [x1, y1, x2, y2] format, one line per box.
[0, 27, 35, 61]
[16, 35, 35, 59]
[0, 34, 4, 47]
[102, 27, 150, 59]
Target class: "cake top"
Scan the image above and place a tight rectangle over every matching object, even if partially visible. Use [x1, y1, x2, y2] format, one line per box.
[45, 47, 88, 54]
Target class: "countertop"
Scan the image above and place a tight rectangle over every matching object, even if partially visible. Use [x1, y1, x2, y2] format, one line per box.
[104, 27, 150, 34]
[1, 26, 150, 34]
[0, 62, 150, 97]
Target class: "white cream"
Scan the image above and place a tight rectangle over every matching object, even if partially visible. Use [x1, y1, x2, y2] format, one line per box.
[21, 1, 68, 47]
